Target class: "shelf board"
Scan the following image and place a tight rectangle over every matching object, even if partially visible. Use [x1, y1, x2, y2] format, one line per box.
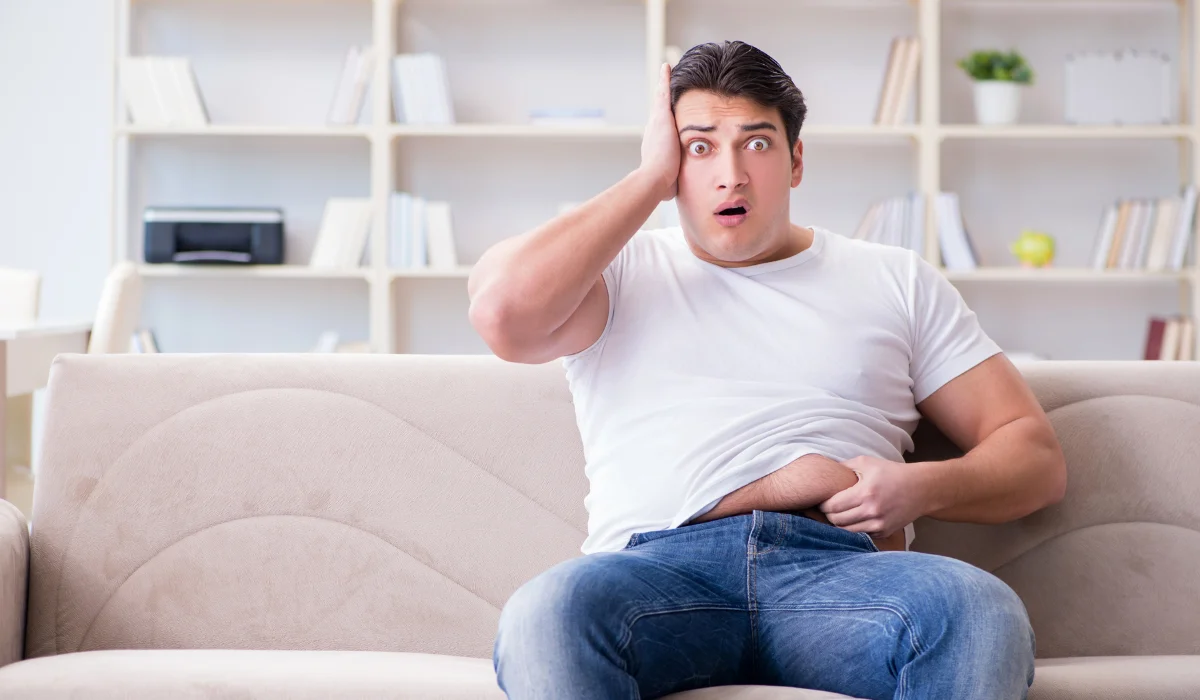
[942, 267, 1192, 282]
[138, 264, 371, 280]
[940, 124, 1192, 140]
[117, 125, 371, 138]
[804, 124, 920, 139]
[944, 0, 1178, 10]
[389, 124, 644, 139]
[390, 266, 474, 279]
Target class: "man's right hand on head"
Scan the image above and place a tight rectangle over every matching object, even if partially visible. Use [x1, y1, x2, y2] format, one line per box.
[639, 62, 681, 202]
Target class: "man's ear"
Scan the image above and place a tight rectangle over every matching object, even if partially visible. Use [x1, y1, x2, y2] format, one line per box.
[790, 139, 804, 188]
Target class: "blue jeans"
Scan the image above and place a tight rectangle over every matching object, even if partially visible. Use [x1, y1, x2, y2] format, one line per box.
[494, 510, 1035, 699]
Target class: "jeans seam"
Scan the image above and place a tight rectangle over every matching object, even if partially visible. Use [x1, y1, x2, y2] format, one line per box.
[746, 511, 762, 661]
[757, 603, 926, 658]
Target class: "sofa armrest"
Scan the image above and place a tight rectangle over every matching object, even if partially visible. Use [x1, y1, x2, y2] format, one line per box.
[0, 499, 28, 668]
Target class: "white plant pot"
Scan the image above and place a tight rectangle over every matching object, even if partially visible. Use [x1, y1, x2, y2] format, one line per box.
[973, 81, 1021, 126]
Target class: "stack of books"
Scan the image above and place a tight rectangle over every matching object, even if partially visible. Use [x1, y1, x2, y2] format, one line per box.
[1090, 186, 1197, 271]
[874, 37, 921, 126]
[852, 193, 927, 256]
[389, 193, 459, 270]
[327, 46, 376, 125]
[309, 198, 373, 269]
[1144, 316, 1196, 361]
[392, 54, 455, 125]
[120, 56, 209, 127]
[934, 192, 979, 271]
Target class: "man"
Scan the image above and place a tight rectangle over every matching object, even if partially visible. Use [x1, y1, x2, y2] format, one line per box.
[467, 40, 1066, 700]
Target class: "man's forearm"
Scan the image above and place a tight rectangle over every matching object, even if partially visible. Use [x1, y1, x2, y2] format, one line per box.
[915, 415, 1067, 524]
[467, 167, 666, 339]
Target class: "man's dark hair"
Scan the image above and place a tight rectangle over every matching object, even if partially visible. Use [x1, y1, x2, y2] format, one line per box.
[669, 41, 807, 153]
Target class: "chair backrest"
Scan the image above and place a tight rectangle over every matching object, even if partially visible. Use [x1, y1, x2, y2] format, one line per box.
[909, 360, 1200, 658]
[24, 355, 1200, 661]
[86, 262, 141, 354]
[0, 268, 40, 324]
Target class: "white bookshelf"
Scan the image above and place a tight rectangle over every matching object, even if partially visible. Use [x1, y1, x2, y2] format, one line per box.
[110, 0, 1200, 358]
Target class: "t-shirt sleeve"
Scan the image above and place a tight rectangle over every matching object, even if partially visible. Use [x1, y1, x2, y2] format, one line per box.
[560, 231, 635, 361]
[907, 253, 1002, 404]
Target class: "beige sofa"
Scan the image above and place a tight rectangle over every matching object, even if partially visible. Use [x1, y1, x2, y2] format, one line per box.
[0, 353, 1198, 699]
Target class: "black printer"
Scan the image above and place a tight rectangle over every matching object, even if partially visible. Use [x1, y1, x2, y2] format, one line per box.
[143, 207, 285, 264]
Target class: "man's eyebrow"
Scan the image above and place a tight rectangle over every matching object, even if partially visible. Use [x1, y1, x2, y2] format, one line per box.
[678, 122, 779, 134]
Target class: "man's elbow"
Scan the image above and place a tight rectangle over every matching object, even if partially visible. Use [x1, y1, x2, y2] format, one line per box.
[468, 298, 546, 364]
[1041, 450, 1068, 508]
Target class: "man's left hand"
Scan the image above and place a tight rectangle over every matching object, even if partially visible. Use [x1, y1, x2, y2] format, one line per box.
[819, 455, 929, 539]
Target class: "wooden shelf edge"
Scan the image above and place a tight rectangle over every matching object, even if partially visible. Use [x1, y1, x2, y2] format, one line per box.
[138, 264, 372, 279]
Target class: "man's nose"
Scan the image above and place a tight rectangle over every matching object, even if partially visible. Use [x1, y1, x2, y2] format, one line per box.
[716, 150, 748, 190]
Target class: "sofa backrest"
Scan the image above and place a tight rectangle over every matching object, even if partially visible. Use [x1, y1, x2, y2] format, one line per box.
[26, 354, 590, 660]
[24, 355, 1200, 661]
[908, 360, 1200, 658]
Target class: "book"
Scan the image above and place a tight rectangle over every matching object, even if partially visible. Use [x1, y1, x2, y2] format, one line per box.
[121, 57, 209, 127]
[392, 53, 454, 125]
[888, 38, 921, 125]
[310, 198, 373, 269]
[874, 38, 905, 125]
[1145, 317, 1167, 360]
[936, 192, 977, 271]
[1143, 197, 1177, 271]
[1179, 318, 1196, 361]
[328, 46, 375, 125]
[1090, 204, 1119, 270]
[162, 58, 209, 126]
[1160, 317, 1182, 361]
[424, 201, 458, 269]
[1105, 200, 1132, 269]
[1169, 185, 1198, 270]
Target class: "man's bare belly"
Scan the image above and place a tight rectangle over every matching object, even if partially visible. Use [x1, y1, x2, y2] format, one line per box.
[687, 453, 906, 552]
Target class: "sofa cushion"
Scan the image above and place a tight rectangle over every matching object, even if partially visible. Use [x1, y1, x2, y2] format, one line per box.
[0, 649, 857, 699]
[0, 650, 503, 698]
[1029, 656, 1200, 700]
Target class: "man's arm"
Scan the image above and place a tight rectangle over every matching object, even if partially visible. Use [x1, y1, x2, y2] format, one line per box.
[468, 63, 679, 363]
[821, 354, 1067, 536]
[912, 353, 1067, 523]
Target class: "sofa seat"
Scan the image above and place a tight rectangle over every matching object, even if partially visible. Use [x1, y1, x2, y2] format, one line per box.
[3, 649, 1194, 699]
[1029, 656, 1200, 700]
[0, 649, 856, 699]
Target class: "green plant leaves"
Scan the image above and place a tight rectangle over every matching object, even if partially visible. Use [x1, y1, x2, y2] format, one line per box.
[957, 50, 1035, 85]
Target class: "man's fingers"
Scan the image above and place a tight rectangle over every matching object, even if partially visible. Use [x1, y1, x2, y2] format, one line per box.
[820, 484, 864, 515]
[823, 504, 871, 528]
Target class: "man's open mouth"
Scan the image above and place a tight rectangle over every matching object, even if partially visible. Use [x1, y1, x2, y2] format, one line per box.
[717, 206, 747, 216]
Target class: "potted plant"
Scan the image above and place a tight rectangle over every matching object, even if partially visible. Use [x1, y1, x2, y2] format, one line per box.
[957, 50, 1034, 126]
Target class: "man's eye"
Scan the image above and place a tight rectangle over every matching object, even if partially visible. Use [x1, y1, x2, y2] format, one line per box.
[747, 138, 769, 151]
[689, 142, 710, 155]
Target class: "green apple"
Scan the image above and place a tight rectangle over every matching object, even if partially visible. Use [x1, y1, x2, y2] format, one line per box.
[1010, 230, 1055, 267]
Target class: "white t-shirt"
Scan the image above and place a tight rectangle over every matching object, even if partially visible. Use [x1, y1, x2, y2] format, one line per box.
[561, 226, 1002, 555]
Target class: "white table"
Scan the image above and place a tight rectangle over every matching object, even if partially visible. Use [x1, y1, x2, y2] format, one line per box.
[1, 322, 92, 495]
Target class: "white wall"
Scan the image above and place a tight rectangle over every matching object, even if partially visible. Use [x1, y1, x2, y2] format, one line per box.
[0, 0, 1190, 361]
[0, 0, 112, 320]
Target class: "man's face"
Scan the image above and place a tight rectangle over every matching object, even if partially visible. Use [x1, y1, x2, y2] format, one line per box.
[672, 90, 804, 266]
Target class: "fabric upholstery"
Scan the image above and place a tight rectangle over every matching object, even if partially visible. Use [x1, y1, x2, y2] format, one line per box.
[0, 499, 28, 669]
[5, 354, 1199, 697]
[0, 649, 860, 699]
[1028, 656, 1200, 700]
[26, 354, 590, 660]
[908, 361, 1200, 658]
